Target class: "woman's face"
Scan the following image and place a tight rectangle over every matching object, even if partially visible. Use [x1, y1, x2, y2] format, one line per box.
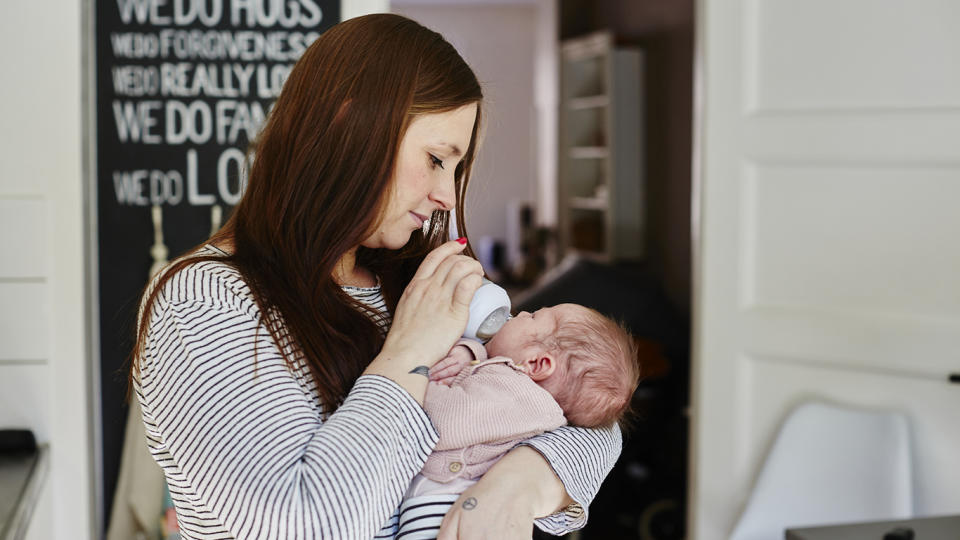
[362, 103, 478, 250]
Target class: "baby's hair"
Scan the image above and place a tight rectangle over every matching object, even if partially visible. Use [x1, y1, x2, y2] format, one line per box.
[545, 307, 640, 428]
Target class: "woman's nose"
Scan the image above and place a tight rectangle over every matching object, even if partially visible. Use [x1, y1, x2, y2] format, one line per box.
[429, 172, 456, 211]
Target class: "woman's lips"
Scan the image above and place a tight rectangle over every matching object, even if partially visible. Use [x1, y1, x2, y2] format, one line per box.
[410, 211, 428, 228]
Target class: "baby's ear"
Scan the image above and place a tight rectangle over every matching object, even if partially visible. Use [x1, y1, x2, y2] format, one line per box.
[525, 352, 556, 381]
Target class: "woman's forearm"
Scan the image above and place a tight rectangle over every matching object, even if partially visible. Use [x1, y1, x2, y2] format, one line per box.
[143, 298, 439, 538]
[482, 446, 574, 517]
[434, 445, 575, 540]
[520, 424, 623, 533]
[434, 420, 620, 538]
[363, 351, 431, 405]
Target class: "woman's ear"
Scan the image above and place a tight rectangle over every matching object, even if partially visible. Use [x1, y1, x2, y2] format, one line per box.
[524, 353, 556, 381]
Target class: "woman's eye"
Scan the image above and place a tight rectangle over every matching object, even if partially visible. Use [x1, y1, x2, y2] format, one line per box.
[429, 154, 445, 170]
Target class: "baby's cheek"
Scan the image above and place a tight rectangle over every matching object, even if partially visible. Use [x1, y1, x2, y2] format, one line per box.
[486, 331, 524, 359]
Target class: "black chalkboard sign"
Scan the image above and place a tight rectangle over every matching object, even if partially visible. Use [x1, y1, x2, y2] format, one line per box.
[95, 0, 339, 527]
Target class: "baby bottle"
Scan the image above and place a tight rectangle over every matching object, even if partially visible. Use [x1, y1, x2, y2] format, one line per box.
[462, 278, 512, 342]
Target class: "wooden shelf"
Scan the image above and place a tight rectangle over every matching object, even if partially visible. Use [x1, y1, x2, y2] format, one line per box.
[567, 95, 610, 110]
[562, 32, 611, 61]
[569, 146, 609, 159]
[558, 30, 644, 262]
[568, 196, 608, 210]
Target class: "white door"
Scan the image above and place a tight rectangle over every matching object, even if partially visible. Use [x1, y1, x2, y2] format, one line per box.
[691, 1, 960, 538]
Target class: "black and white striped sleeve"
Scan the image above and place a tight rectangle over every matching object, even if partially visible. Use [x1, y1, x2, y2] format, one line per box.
[139, 293, 438, 539]
[521, 423, 623, 534]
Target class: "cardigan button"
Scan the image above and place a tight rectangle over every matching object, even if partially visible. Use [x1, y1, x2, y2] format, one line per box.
[449, 462, 463, 473]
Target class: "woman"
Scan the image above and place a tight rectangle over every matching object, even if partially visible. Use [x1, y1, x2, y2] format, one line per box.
[132, 14, 621, 539]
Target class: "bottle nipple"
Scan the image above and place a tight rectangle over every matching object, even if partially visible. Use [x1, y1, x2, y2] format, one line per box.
[475, 307, 511, 341]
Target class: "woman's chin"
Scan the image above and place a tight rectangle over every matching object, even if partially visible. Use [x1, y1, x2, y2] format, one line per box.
[361, 227, 417, 250]
[381, 230, 418, 250]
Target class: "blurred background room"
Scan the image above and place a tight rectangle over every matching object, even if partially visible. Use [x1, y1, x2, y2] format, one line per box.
[1, 0, 958, 539]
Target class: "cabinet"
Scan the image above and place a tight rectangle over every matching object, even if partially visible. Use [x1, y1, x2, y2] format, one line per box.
[558, 31, 644, 261]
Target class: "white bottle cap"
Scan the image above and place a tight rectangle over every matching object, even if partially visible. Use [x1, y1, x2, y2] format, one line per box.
[463, 279, 511, 342]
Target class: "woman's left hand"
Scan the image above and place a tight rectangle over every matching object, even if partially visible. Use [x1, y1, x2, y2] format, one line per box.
[436, 446, 572, 540]
[437, 482, 534, 540]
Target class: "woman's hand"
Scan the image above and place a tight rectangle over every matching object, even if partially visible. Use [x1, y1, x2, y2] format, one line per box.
[363, 239, 483, 402]
[437, 446, 574, 540]
[385, 239, 484, 364]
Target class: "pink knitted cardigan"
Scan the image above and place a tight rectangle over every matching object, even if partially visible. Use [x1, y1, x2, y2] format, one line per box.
[420, 339, 567, 483]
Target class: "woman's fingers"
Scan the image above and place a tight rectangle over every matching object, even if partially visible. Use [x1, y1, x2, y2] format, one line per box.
[437, 255, 484, 294]
[412, 238, 468, 280]
[453, 273, 483, 309]
[413, 246, 482, 313]
[380, 238, 482, 369]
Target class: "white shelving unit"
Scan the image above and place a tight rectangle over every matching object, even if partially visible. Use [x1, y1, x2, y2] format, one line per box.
[558, 31, 644, 261]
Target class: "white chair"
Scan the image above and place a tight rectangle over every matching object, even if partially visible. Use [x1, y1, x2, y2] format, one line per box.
[730, 401, 913, 540]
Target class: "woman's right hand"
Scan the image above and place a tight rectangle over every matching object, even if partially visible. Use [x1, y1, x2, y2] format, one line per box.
[363, 239, 483, 401]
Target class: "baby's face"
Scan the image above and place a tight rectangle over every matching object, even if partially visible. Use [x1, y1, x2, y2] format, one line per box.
[485, 303, 586, 363]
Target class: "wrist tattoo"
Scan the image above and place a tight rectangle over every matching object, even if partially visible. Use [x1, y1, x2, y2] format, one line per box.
[409, 365, 430, 378]
[462, 497, 478, 510]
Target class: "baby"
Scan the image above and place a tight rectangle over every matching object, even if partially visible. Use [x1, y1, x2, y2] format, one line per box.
[397, 303, 639, 537]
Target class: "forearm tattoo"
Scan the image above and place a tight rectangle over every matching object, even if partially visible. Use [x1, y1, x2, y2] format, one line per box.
[462, 497, 478, 510]
[409, 365, 430, 378]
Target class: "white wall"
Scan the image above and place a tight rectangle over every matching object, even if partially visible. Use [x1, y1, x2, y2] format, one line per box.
[392, 1, 541, 264]
[0, 0, 93, 538]
[343, 0, 390, 19]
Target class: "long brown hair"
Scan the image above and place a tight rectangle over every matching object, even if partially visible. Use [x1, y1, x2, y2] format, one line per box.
[131, 14, 483, 412]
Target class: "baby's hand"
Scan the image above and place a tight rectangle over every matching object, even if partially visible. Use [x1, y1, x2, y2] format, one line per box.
[429, 345, 475, 385]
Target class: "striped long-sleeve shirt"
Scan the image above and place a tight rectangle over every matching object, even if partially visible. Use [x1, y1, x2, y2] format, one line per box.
[135, 247, 622, 539]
